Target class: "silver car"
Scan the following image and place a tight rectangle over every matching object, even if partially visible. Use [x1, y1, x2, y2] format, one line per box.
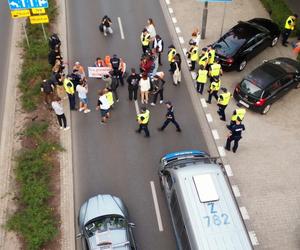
[78, 194, 137, 250]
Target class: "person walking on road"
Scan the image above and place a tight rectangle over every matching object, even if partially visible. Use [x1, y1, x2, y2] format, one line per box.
[154, 34, 164, 66]
[225, 117, 245, 153]
[110, 54, 124, 86]
[76, 81, 91, 113]
[207, 46, 216, 68]
[96, 89, 111, 124]
[139, 73, 151, 104]
[141, 28, 151, 54]
[187, 41, 199, 71]
[228, 108, 246, 128]
[136, 107, 150, 137]
[209, 59, 222, 82]
[282, 14, 298, 46]
[127, 68, 140, 101]
[41, 79, 55, 106]
[171, 54, 181, 85]
[206, 76, 221, 104]
[51, 96, 70, 131]
[151, 72, 165, 106]
[63, 76, 76, 110]
[158, 101, 181, 132]
[196, 65, 208, 94]
[167, 45, 177, 71]
[198, 47, 209, 69]
[73, 62, 86, 82]
[217, 87, 232, 121]
[146, 18, 156, 47]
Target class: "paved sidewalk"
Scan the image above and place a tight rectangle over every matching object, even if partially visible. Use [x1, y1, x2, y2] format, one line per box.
[166, 0, 300, 249]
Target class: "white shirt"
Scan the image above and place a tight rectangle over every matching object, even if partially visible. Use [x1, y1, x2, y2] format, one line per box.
[154, 38, 163, 52]
[139, 77, 151, 92]
[147, 24, 156, 39]
[76, 84, 88, 99]
[51, 101, 64, 115]
[99, 95, 110, 110]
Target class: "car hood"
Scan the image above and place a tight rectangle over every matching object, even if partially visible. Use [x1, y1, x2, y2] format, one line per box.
[82, 195, 125, 226]
[89, 229, 130, 250]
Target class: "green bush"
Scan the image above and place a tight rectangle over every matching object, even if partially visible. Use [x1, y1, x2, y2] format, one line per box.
[260, 0, 300, 37]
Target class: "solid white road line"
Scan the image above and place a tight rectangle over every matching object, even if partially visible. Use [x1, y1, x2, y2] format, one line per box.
[218, 146, 226, 157]
[200, 98, 207, 108]
[117, 17, 125, 40]
[206, 113, 213, 123]
[224, 164, 233, 177]
[172, 17, 177, 23]
[232, 185, 241, 197]
[211, 129, 219, 140]
[134, 100, 140, 115]
[175, 26, 181, 33]
[249, 231, 259, 245]
[150, 181, 164, 232]
[168, 7, 174, 13]
[240, 206, 250, 220]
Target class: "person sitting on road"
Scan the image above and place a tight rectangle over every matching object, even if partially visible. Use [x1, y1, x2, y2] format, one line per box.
[101, 15, 113, 36]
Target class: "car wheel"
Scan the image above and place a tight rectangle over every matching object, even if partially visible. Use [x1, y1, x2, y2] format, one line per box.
[271, 36, 279, 47]
[261, 104, 271, 114]
[238, 60, 247, 71]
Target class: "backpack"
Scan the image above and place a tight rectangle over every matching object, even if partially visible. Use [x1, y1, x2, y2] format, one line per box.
[49, 34, 61, 50]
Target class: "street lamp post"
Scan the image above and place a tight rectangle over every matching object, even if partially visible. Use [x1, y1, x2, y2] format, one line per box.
[201, 1, 208, 40]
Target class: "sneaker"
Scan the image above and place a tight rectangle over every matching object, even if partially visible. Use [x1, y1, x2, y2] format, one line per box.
[157, 128, 163, 131]
[79, 108, 84, 112]
[64, 126, 70, 131]
[225, 147, 230, 151]
[159, 100, 164, 104]
[116, 99, 120, 102]
[206, 100, 211, 104]
[84, 109, 91, 113]
[104, 32, 107, 37]
[135, 129, 141, 133]
[176, 128, 182, 132]
[151, 102, 156, 106]
[60, 126, 64, 130]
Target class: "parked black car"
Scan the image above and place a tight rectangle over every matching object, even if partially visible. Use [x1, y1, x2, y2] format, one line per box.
[213, 18, 280, 71]
[234, 57, 300, 114]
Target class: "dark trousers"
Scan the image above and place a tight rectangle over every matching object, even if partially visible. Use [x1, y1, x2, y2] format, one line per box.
[196, 82, 205, 94]
[190, 60, 196, 70]
[282, 29, 292, 44]
[152, 89, 164, 103]
[161, 118, 181, 131]
[112, 70, 124, 86]
[137, 124, 150, 137]
[225, 136, 241, 153]
[56, 114, 67, 128]
[67, 93, 76, 110]
[158, 52, 162, 65]
[128, 87, 138, 101]
[217, 104, 227, 121]
[44, 92, 53, 105]
[112, 89, 119, 101]
[207, 90, 218, 103]
[142, 45, 150, 54]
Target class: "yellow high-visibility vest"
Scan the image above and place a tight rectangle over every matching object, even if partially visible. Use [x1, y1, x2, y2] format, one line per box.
[141, 33, 151, 46]
[218, 92, 231, 106]
[285, 16, 296, 30]
[190, 46, 199, 61]
[209, 80, 221, 91]
[231, 108, 246, 121]
[198, 51, 208, 67]
[105, 92, 114, 107]
[208, 49, 216, 65]
[63, 79, 74, 94]
[196, 69, 208, 83]
[168, 48, 176, 62]
[137, 110, 150, 124]
[210, 63, 221, 77]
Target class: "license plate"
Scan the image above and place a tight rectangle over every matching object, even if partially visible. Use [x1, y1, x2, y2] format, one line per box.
[239, 100, 249, 108]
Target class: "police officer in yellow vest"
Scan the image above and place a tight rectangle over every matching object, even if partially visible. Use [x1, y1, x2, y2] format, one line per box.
[198, 47, 209, 69]
[207, 46, 216, 66]
[282, 14, 298, 46]
[63, 76, 76, 110]
[136, 107, 150, 137]
[217, 87, 232, 121]
[196, 65, 208, 94]
[187, 42, 199, 71]
[141, 28, 151, 53]
[104, 88, 114, 108]
[168, 45, 177, 71]
[209, 59, 223, 82]
[206, 76, 221, 104]
[228, 108, 246, 128]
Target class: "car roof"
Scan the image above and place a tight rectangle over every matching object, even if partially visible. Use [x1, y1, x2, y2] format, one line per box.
[269, 57, 300, 73]
[82, 194, 125, 225]
[231, 21, 263, 39]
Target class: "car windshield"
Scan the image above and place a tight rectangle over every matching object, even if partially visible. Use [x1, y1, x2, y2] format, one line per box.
[214, 31, 246, 57]
[240, 79, 263, 98]
[85, 215, 127, 238]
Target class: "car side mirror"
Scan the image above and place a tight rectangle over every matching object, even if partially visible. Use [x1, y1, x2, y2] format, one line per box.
[128, 222, 136, 228]
[76, 233, 83, 239]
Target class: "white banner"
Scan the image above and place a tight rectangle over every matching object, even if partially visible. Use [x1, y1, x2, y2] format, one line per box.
[88, 67, 111, 78]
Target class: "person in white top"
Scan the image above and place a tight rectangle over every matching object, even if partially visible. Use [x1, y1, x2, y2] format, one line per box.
[73, 61, 86, 82]
[76, 81, 91, 113]
[147, 18, 156, 48]
[139, 73, 151, 104]
[153, 34, 164, 66]
[51, 96, 70, 131]
[96, 89, 111, 124]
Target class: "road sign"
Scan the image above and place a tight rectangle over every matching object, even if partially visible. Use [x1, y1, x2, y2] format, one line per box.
[32, 8, 45, 14]
[11, 9, 30, 18]
[8, 0, 48, 10]
[29, 14, 49, 24]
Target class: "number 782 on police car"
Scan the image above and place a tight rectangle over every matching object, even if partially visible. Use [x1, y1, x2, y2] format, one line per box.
[203, 202, 230, 227]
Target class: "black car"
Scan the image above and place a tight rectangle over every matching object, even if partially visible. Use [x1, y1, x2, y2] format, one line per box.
[234, 57, 300, 114]
[213, 18, 280, 71]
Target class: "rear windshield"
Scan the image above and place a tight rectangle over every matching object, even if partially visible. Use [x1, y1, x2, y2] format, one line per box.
[214, 31, 246, 57]
[240, 79, 263, 98]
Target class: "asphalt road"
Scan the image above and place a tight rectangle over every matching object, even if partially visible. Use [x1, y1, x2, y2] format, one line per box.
[66, 0, 208, 249]
[0, 3, 12, 142]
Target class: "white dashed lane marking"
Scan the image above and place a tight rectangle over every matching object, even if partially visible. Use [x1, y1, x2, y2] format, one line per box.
[172, 17, 177, 23]
[150, 181, 164, 232]
[200, 98, 207, 108]
[249, 231, 260, 246]
[168, 7, 173, 13]
[224, 164, 233, 176]
[206, 113, 213, 123]
[165, 0, 170, 4]
[232, 185, 241, 197]
[211, 129, 219, 140]
[178, 36, 184, 44]
[240, 206, 250, 220]
[134, 100, 140, 115]
[218, 146, 226, 157]
[182, 48, 187, 54]
[175, 26, 181, 33]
